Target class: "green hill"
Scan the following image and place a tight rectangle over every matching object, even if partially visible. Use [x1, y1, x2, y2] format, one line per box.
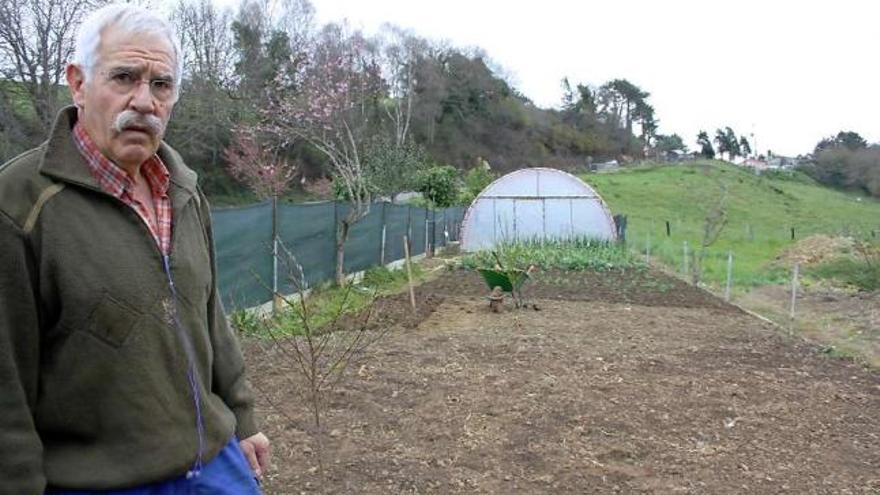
[581, 161, 880, 291]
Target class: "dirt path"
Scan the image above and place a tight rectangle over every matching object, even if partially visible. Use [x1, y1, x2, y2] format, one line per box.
[247, 269, 880, 494]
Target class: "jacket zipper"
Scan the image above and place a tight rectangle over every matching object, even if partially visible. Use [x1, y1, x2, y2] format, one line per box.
[161, 253, 206, 478]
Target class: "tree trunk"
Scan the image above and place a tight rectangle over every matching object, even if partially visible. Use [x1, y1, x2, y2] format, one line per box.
[335, 220, 349, 286]
[272, 195, 280, 313]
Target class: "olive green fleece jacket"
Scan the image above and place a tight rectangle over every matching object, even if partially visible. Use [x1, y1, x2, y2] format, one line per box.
[0, 107, 258, 494]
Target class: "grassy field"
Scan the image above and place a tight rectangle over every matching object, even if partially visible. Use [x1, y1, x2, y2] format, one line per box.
[580, 160, 880, 292]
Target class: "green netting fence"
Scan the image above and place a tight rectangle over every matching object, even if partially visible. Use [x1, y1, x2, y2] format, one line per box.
[213, 201, 466, 310]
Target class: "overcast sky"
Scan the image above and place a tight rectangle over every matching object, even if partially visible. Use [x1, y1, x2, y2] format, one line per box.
[214, 0, 880, 156]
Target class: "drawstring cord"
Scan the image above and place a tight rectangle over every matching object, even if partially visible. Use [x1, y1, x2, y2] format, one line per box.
[162, 255, 205, 478]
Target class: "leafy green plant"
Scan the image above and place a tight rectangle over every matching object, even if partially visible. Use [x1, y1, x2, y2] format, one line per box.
[461, 238, 637, 272]
[230, 308, 263, 336]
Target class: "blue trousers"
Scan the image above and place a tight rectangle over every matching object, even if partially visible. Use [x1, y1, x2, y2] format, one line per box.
[46, 438, 262, 495]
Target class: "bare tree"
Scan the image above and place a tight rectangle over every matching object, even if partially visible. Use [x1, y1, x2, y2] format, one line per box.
[376, 24, 424, 148]
[167, 0, 240, 174]
[0, 0, 104, 132]
[172, 0, 236, 84]
[228, 0, 313, 104]
[693, 178, 729, 284]
[274, 0, 315, 58]
[254, 242, 388, 490]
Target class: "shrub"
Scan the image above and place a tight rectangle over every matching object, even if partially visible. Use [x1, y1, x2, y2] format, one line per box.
[458, 165, 495, 205]
[417, 165, 460, 207]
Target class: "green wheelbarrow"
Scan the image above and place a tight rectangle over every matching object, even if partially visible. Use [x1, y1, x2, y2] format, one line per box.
[477, 267, 531, 308]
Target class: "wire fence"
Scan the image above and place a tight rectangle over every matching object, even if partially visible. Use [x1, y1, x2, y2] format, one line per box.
[213, 200, 466, 310]
[622, 214, 880, 319]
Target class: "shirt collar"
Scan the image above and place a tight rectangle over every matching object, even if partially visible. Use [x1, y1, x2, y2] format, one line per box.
[72, 120, 170, 199]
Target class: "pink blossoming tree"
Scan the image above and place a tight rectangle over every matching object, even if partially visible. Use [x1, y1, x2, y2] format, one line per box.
[264, 24, 383, 286]
[224, 126, 296, 308]
[225, 128, 296, 200]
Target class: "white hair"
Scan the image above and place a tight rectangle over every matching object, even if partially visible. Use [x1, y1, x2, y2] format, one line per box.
[72, 4, 183, 100]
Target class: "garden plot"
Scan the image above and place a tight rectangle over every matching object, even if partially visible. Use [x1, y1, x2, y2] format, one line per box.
[245, 269, 879, 494]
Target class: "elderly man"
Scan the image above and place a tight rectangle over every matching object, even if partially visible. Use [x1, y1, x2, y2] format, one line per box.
[0, 4, 269, 494]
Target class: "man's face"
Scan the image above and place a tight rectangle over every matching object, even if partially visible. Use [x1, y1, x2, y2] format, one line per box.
[67, 26, 177, 171]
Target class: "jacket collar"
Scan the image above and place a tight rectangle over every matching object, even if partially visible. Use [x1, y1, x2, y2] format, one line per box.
[39, 106, 198, 200]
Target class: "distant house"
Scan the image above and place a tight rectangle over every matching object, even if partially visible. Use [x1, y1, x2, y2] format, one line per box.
[767, 156, 801, 170]
[742, 158, 771, 171]
[740, 155, 804, 173]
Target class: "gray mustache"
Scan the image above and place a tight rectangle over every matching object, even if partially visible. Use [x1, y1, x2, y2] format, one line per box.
[114, 111, 165, 136]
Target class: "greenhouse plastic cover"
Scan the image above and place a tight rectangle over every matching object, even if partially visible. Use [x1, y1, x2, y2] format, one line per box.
[461, 168, 616, 251]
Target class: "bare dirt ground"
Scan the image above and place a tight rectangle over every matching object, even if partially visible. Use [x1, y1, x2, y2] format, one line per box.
[245, 268, 880, 494]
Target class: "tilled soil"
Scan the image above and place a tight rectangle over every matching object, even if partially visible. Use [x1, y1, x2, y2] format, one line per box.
[245, 268, 880, 494]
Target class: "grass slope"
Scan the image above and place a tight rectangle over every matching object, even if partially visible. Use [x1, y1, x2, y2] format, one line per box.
[581, 161, 880, 290]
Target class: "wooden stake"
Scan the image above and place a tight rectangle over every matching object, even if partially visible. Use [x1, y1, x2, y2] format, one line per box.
[790, 263, 799, 319]
[403, 235, 416, 312]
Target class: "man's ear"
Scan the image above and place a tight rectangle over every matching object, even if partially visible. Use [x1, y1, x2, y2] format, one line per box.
[66, 64, 87, 108]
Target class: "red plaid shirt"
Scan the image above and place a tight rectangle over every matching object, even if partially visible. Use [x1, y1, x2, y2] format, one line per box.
[72, 121, 173, 256]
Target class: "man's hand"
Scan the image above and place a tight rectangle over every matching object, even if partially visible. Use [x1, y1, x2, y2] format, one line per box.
[239, 432, 271, 478]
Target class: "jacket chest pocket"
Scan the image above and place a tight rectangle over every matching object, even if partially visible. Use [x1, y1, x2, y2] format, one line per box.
[87, 293, 141, 348]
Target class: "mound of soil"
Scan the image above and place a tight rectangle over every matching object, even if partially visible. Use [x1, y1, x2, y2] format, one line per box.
[774, 234, 854, 267]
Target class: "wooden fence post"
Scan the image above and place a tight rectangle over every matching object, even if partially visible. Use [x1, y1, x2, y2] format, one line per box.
[424, 214, 430, 257]
[403, 235, 416, 312]
[379, 202, 387, 265]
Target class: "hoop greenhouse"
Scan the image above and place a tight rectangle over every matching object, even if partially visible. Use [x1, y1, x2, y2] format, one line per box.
[460, 167, 617, 251]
